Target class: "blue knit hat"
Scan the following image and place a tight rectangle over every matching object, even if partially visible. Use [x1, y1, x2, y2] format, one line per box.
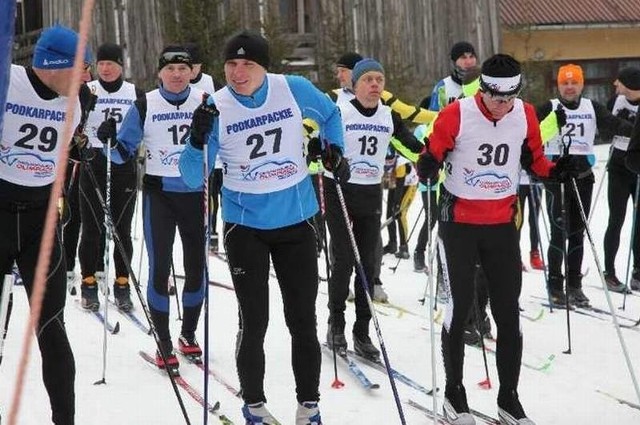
[351, 58, 384, 86]
[32, 25, 92, 69]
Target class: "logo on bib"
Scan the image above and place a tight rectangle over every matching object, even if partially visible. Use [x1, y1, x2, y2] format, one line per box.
[0, 144, 56, 179]
[241, 160, 298, 182]
[463, 167, 512, 193]
[350, 161, 379, 179]
[159, 149, 181, 167]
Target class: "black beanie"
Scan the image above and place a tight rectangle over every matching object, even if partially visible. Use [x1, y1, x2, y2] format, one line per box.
[223, 30, 270, 69]
[184, 42, 202, 64]
[480, 54, 522, 95]
[618, 67, 640, 90]
[336, 52, 363, 70]
[97, 42, 123, 66]
[158, 45, 192, 70]
[450, 41, 476, 61]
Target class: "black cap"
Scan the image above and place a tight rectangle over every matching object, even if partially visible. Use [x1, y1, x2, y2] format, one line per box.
[480, 54, 522, 95]
[97, 42, 123, 66]
[618, 67, 640, 90]
[223, 30, 269, 69]
[158, 45, 192, 70]
[184, 42, 202, 64]
[450, 41, 476, 62]
[336, 52, 363, 70]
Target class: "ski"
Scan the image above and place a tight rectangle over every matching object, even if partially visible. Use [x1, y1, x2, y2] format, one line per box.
[73, 300, 120, 334]
[520, 307, 544, 322]
[346, 348, 438, 396]
[596, 389, 640, 412]
[471, 343, 556, 372]
[107, 299, 151, 335]
[321, 343, 380, 390]
[406, 398, 500, 424]
[372, 300, 420, 318]
[179, 353, 243, 399]
[404, 398, 448, 424]
[174, 274, 235, 292]
[139, 351, 235, 424]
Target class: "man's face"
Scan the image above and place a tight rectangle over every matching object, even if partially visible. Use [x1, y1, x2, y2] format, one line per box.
[354, 71, 385, 105]
[224, 59, 266, 96]
[558, 80, 583, 102]
[335, 66, 352, 89]
[481, 91, 516, 120]
[455, 53, 477, 71]
[97, 60, 122, 83]
[158, 63, 192, 93]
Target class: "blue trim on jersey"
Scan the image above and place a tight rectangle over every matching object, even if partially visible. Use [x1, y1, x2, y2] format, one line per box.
[428, 79, 446, 112]
[179, 74, 344, 229]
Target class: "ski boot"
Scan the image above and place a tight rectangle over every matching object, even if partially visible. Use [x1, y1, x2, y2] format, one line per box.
[567, 287, 590, 308]
[498, 389, 536, 424]
[178, 334, 203, 363]
[373, 281, 389, 303]
[114, 278, 134, 312]
[295, 401, 322, 425]
[242, 402, 278, 425]
[631, 268, 640, 291]
[529, 250, 544, 270]
[443, 384, 476, 425]
[326, 327, 347, 356]
[353, 333, 380, 362]
[413, 250, 427, 272]
[80, 276, 100, 311]
[395, 244, 410, 259]
[156, 339, 179, 375]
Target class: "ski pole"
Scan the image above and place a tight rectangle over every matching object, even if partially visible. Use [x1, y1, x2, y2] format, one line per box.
[425, 178, 438, 424]
[0, 274, 15, 366]
[473, 271, 491, 390]
[529, 181, 553, 313]
[570, 177, 640, 405]
[170, 259, 182, 321]
[621, 175, 640, 310]
[334, 180, 407, 424]
[389, 206, 424, 273]
[94, 118, 114, 387]
[317, 170, 344, 389]
[588, 145, 613, 226]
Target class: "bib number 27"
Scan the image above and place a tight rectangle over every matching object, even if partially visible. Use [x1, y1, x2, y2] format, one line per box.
[247, 127, 282, 159]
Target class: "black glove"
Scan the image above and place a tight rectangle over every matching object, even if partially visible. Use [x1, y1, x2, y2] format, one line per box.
[555, 104, 567, 130]
[190, 96, 219, 150]
[551, 154, 581, 182]
[416, 152, 440, 185]
[616, 108, 632, 122]
[322, 144, 350, 184]
[307, 137, 322, 160]
[97, 118, 117, 147]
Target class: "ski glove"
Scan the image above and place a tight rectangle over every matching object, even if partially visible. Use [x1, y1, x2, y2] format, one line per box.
[616, 108, 632, 122]
[190, 96, 219, 150]
[96, 118, 118, 147]
[322, 144, 351, 184]
[307, 137, 322, 160]
[551, 154, 581, 182]
[416, 148, 440, 185]
[555, 104, 567, 130]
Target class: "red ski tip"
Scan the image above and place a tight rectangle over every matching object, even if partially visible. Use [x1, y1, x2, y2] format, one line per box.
[478, 379, 492, 390]
[331, 379, 345, 389]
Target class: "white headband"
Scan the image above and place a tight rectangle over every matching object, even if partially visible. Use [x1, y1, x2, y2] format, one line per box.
[480, 74, 521, 93]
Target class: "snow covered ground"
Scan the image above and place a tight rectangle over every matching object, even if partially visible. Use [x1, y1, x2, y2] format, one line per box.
[2, 144, 640, 424]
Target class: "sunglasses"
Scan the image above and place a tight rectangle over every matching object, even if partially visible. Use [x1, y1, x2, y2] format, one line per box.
[487, 92, 518, 103]
[161, 52, 191, 63]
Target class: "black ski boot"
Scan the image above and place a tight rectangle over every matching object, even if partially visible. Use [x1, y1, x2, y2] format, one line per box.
[498, 389, 535, 424]
[80, 277, 100, 311]
[395, 244, 410, 259]
[443, 383, 475, 425]
[326, 326, 347, 356]
[382, 241, 397, 255]
[353, 333, 380, 362]
[113, 278, 134, 312]
[413, 250, 426, 272]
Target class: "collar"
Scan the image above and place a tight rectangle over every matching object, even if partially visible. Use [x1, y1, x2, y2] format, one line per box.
[98, 77, 124, 93]
[26, 67, 59, 100]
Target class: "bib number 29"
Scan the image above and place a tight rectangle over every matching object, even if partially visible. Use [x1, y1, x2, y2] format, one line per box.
[14, 123, 58, 152]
